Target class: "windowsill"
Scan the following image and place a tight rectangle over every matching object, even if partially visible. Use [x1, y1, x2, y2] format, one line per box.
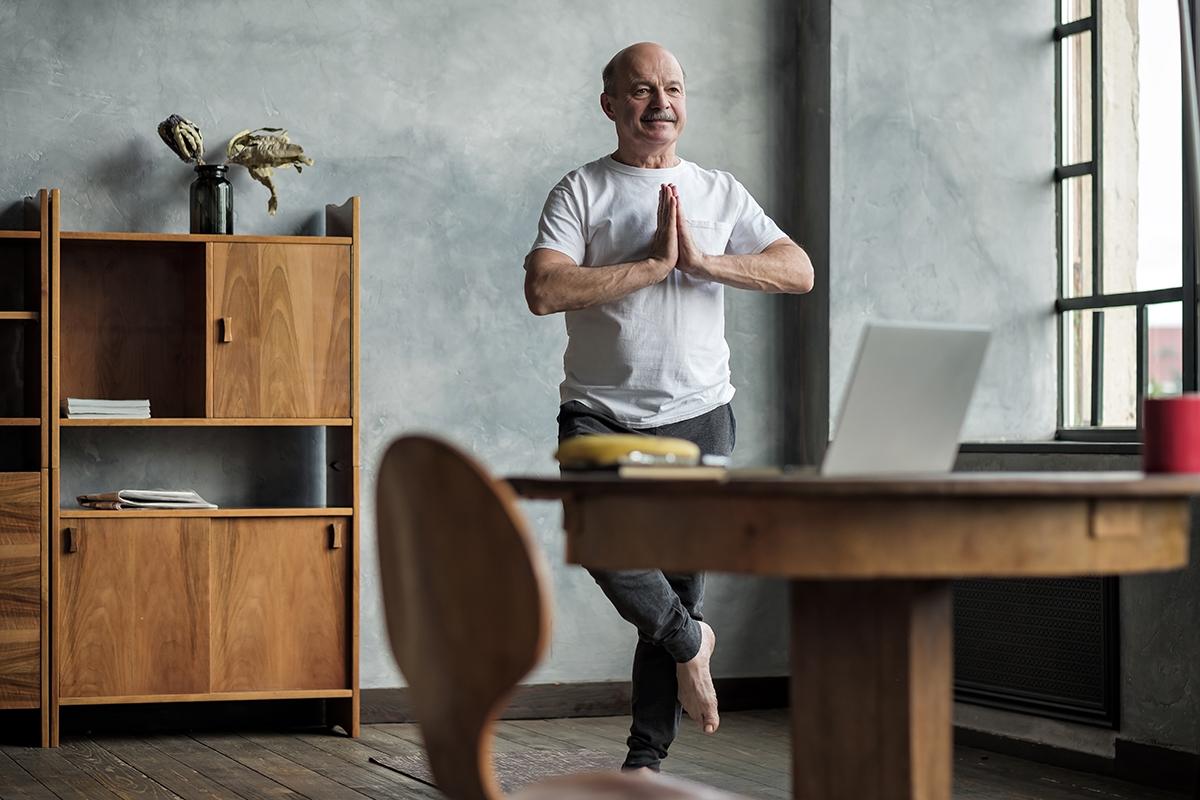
[959, 441, 1141, 456]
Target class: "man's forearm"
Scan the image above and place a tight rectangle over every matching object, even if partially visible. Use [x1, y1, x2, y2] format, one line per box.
[525, 258, 671, 315]
[688, 242, 814, 294]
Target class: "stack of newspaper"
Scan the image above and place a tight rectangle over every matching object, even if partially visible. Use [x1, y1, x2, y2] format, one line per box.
[64, 398, 150, 419]
[77, 489, 217, 510]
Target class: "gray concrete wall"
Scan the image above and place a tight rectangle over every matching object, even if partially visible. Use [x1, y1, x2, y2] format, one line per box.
[830, 0, 1059, 441]
[0, 1, 795, 687]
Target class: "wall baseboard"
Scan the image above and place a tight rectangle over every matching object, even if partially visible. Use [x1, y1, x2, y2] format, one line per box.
[1113, 738, 1198, 794]
[362, 676, 788, 724]
[956, 728, 1199, 794]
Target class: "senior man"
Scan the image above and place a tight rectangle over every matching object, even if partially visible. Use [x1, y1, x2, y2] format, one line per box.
[524, 42, 814, 772]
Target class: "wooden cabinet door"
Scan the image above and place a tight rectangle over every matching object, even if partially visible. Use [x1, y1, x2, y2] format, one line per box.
[211, 243, 351, 418]
[210, 517, 348, 692]
[0, 473, 40, 708]
[58, 518, 210, 699]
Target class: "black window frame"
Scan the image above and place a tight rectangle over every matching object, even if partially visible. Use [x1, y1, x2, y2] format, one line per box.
[1054, 0, 1198, 442]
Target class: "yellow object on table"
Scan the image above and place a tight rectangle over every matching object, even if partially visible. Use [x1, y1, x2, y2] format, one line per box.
[554, 434, 701, 469]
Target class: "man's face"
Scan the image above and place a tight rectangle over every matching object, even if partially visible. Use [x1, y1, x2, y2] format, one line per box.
[602, 46, 687, 151]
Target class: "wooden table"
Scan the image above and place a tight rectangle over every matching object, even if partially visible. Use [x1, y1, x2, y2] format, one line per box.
[507, 471, 1195, 800]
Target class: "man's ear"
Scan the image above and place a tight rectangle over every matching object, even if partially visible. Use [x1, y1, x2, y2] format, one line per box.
[600, 93, 617, 121]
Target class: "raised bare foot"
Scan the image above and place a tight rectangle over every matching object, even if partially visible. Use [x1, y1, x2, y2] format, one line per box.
[676, 621, 719, 734]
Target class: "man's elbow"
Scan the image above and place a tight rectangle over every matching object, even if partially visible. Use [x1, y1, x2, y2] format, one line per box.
[795, 260, 815, 294]
[528, 297, 556, 316]
[788, 245, 815, 294]
[524, 278, 557, 316]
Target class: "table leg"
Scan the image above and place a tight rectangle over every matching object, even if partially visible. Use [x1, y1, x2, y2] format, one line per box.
[790, 579, 952, 800]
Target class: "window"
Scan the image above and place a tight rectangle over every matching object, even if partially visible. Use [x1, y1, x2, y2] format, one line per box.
[1055, 0, 1193, 439]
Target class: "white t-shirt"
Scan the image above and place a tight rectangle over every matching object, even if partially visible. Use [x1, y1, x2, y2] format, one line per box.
[530, 155, 785, 427]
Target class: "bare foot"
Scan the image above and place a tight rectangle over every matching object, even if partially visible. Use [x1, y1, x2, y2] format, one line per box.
[676, 621, 719, 734]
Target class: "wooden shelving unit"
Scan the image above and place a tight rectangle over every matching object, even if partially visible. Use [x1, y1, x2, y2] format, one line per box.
[39, 195, 361, 747]
[0, 189, 51, 747]
[58, 417, 354, 427]
[59, 507, 355, 519]
[59, 689, 354, 706]
[61, 231, 353, 245]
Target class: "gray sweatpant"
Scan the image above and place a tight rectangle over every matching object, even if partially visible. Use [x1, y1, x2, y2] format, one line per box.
[556, 400, 736, 771]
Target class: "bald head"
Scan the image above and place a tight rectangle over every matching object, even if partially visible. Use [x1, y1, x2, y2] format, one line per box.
[600, 41, 688, 166]
[602, 42, 686, 97]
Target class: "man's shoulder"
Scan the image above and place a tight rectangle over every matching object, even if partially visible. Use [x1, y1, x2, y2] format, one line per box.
[553, 156, 612, 188]
[679, 159, 742, 191]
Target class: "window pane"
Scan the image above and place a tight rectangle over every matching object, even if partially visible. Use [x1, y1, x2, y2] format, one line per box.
[1062, 32, 1092, 165]
[1147, 301, 1183, 396]
[1062, 174, 1094, 297]
[1131, 0, 1182, 292]
[1100, 306, 1137, 426]
[1064, 309, 1094, 427]
[1062, 0, 1092, 24]
[1100, 0, 1182, 293]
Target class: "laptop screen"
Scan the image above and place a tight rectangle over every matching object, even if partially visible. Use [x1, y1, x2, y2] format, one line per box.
[821, 321, 990, 476]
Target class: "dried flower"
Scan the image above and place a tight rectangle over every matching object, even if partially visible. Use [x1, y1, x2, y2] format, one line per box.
[225, 127, 314, 215]
[157, 115, 205, 165]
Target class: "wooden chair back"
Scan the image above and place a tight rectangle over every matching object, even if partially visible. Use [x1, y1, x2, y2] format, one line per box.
[376, 435, 552, 800]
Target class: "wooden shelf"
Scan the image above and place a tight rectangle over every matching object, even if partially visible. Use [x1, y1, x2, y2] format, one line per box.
[60, 689, 353, 706]
[0, 418, 40, 426]
[59, 507, 354, 519]
[62, 231, 352, 246]
[0, 230, 39, 240]
[0, 311, 38, 321]
[59, 417, 353, 427]
[44, 195, 362, 746]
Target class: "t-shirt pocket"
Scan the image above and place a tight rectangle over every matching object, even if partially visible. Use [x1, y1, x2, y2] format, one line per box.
[685, 219, 733, 256]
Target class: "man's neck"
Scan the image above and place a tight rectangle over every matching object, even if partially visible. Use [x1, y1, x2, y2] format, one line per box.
[611, 146, 680, 170]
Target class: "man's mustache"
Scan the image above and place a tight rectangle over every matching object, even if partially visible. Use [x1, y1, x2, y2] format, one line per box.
[641, 112, 677, 122]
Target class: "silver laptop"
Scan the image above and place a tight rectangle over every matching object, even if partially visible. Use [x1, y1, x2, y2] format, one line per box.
[820, 321, 990, 476]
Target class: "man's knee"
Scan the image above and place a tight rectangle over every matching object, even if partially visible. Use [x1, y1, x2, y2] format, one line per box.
[587, 568, 696, 647]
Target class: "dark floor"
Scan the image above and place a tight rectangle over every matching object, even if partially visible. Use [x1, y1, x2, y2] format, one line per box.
[0, 710, 1185, 799]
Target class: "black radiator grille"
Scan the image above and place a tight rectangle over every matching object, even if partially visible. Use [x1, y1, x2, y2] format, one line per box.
[953, 577, 1118, 726]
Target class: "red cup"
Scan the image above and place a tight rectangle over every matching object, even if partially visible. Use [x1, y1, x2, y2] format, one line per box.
[1143, 395, 1200, 473]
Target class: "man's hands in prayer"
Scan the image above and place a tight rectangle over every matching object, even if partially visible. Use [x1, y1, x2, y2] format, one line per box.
[647, 183, 679, 280]
[667, 184, 712, 279]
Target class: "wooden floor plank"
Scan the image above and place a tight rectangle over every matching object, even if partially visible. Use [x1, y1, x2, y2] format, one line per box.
[353, 726, 427, 758]
[96, 738, 248, 800]
[364, 724, 424, 749]
[610, 711, 791, 767]
[0, 748, 62, 800]
[55, 739, 184, 800]
[191, 734, 374, 800]
[0, 743, 124, 800]
[509, 716, 785, 798]
[560, 715, 791, 797]
[240, 731, 440, 800]
[580, 713, 792, 780]
[955, 746, 1186, 800]
[288, 729, 443, 797]
[372, 721, 540, 759]
[147, 737, 310, 800]
[492, 720, 588, 754]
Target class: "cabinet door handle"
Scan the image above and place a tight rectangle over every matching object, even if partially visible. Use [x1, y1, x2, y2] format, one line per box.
[220, 317, 233, 343]
[64, 527, 79, 554]
[328, 523, 343, 550]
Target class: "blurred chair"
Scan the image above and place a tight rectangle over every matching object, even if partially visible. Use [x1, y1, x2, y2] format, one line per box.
[375, 435, 745, 800]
